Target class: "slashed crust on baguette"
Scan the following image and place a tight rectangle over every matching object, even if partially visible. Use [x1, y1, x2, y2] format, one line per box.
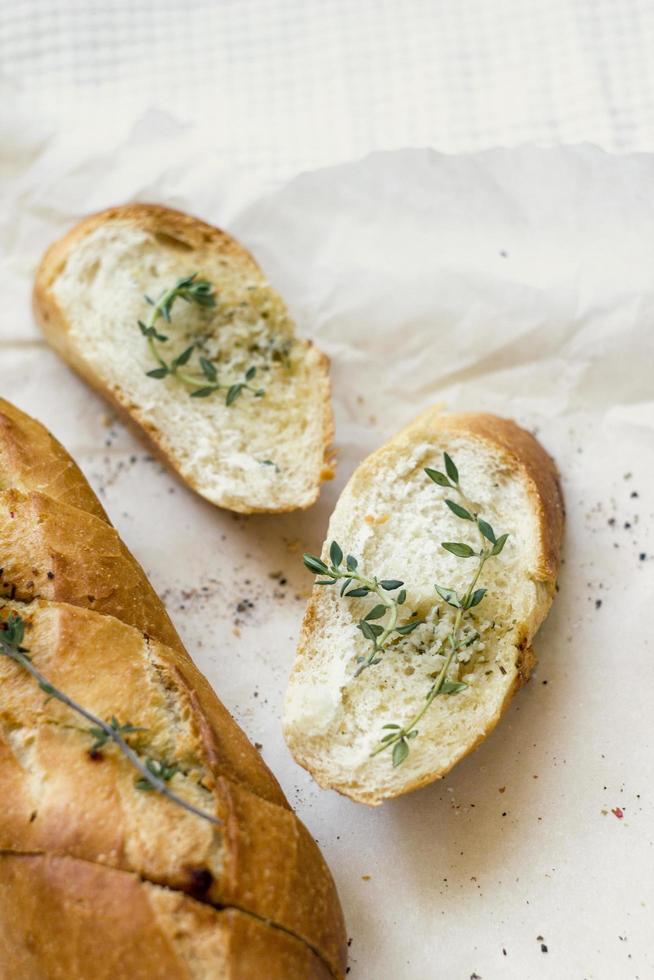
[0, 400, 346, 978]
[0, 853, 331, 980]
[284, 409, 564, 805]
[33, 204, 335, 514]
[0, 399, 285, 808]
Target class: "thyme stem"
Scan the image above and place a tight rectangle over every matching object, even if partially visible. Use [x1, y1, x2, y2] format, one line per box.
[341, 569, 398, 676]
[0, 615, 220, 826]
[141, 274, 264, 405]
[303, 543, 422, 676]
[370, 550, 488, 758]
[145, 282, 180, 370]
[371, 452, 509, 766]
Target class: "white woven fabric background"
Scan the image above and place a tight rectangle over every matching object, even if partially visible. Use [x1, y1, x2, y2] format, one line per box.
[2, 0, 654, 176]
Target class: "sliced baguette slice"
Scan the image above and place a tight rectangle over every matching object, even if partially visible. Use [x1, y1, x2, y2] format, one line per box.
[34, 204, 334, 513]
[284, 409, 564, 805]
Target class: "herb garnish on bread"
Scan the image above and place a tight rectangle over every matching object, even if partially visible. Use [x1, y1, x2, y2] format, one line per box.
[284, 409, 563, 805]
[34, 204, 334, 513]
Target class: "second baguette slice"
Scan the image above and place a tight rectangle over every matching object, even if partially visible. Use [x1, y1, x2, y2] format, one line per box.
[284, 409, 564, 805]
[34, 204, 334, 514]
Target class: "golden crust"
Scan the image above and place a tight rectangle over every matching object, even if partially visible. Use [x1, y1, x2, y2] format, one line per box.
[0, 487, 180, 648]
[33, 203, 335, 514]
[0, 435, 287, 808]
[0, 852, 332, 980]
[0, 401, 346, 977]
[0, 400, 107, 521]
[292, 408, 564, 805]
[0, 604, 343, 966]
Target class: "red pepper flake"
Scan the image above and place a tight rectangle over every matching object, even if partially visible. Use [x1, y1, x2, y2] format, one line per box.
[611, 807, 624, 819]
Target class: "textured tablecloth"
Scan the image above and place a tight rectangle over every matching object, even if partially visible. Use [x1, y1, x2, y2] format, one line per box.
[2, 0, 654, 177]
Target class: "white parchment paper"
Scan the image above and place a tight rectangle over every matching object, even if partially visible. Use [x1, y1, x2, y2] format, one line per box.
[1, 126, 653, 979]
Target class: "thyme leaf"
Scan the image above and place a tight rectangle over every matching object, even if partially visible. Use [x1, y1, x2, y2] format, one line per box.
[443, 452, 459, 484]
[392, 738, 409, 767]
[88, 716, 146, 753]
[441, 541, 476, 558]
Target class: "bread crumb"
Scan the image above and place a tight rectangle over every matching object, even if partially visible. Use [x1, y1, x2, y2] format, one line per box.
[321, 458, 337, 481]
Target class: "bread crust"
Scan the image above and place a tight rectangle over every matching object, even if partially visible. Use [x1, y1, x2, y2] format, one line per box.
[0, 400, 107, 521]
[33, 203, 335, 514]
[0, 400, 346, 977]
[288, 409, 564, 805]
[0, 853, 332, 980]
[0, 399, 286, 809]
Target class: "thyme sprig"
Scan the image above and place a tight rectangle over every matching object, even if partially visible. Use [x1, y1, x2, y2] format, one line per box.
[0, 613, 220, 826]
[140, 273, 265, 406]
[303, 541, 422, 677]
[372, 452, 509, 767]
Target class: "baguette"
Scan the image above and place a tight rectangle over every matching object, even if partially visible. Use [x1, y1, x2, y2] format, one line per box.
[284, 409, 564, 805]
[33, 204, 334, 514]
[0, 399, 346, 978]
